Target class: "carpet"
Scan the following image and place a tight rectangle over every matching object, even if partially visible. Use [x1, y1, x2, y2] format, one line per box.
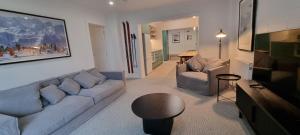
[70, 61, 254, 135]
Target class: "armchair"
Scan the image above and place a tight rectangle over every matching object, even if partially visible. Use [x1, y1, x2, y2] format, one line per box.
[176, 60, 229, 96]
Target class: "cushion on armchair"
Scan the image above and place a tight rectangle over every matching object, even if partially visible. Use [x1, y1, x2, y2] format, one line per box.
[186, 54, 206, 72]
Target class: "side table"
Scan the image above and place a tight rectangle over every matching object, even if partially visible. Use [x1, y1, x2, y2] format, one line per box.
[216, 74, 241, 102]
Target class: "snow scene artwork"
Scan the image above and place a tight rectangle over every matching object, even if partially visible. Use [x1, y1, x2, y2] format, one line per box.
[0, 9, 70, 65]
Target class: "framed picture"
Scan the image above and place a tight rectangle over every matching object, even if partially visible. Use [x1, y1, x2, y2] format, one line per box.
[187, 35, 192, 40]
[172, 32, 180, 43]
[0, 9, 71, 65]
[238, 0, 257, 51]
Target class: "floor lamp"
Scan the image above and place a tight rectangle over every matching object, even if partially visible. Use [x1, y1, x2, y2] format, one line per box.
[216, 29, 227, 59]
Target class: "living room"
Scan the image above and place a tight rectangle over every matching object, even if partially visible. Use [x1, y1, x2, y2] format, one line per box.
[0, 0, 300, 135]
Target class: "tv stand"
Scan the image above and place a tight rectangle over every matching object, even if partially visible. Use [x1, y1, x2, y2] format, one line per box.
[236, 80, 300, 135]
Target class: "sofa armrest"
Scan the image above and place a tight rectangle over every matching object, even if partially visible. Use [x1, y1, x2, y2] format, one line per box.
[100, 71, 125, 81]
[207, 65, 230, 94]
[176, 63, 188, 76]
[0, 114, 20, 135]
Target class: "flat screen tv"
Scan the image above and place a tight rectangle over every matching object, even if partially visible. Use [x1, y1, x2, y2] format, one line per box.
[253, 28, 300, 108]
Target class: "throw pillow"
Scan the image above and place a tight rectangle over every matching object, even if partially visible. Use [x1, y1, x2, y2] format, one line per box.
[0, 83, 43, 117]
[187, 55, 205, 72]
[41, 97, 50, 107]
[0, 114, 20, 135]
[59, 78, 81, 95]
[40, 85, 66, 105]
[40, 78, 60, 88]
[89, 69, 107, 84]
[58, 72, 78, 82]
[73, 71, 99, 89]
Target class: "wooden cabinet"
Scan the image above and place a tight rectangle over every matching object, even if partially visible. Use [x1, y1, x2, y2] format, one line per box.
[152, 50, 163, 69]
[236, 80, 300, 135]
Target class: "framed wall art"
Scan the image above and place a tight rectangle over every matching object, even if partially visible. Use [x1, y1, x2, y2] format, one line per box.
[172, 32, 180, 43]
[187, 35, 192, 40]
[0, 9, 71, 65]
[238, 0, 257, 51]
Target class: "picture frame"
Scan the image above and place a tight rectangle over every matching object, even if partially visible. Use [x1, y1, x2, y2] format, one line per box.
[238, 0, 257, 51]
[172, 32, 180, 43]
[0, 9, 71, 65]
[187, 35, 192, 40]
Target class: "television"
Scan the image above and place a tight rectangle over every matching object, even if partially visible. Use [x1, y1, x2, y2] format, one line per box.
[253, 28, 300, 108]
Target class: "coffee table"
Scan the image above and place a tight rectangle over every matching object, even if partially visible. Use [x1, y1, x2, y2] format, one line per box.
[131, 93, 185, 135]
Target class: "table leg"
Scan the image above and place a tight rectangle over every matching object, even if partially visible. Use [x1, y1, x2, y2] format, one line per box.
[217, 79, 220, 102]
[143, 118, 173, 135]
[239, 111, 243, 119]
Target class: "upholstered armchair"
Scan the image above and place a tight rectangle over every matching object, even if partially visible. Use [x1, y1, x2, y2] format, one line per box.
[176, 59, 230, 96]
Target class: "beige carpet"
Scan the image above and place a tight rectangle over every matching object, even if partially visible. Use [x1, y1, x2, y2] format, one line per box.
[70, 61, 254, 135]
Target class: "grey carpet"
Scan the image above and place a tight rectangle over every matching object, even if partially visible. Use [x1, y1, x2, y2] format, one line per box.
[70, 61, 254, 135]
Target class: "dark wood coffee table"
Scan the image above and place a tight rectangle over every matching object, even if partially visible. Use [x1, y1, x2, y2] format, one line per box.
[131, 93, 185, 135]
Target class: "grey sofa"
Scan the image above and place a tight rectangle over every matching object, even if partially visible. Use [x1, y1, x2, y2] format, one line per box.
[176, 60, 229, 96]
[0, 69, 126, 135]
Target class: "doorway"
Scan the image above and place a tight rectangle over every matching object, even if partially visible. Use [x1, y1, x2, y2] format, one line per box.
[140, 16, 199, 77]
[88, 23, 107, 70]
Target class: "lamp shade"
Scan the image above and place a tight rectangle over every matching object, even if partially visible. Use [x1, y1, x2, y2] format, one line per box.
[216, 29, 227, 38]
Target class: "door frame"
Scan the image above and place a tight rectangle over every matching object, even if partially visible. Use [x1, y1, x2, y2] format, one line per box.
[88, 23, 106, 70]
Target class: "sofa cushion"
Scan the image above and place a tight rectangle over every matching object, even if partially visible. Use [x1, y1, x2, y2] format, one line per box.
[0, 83, 43, 117]
[40, 85, 66, 105]
[89, 69, 107, 84]
[79, 80, 125, 104]
[57, 72, 78, 82]
[180, 72, 208, 82]
[59, 78, 81, 95]
[41, 98, 50, 108]
[0, 114, 20, 135]
[40, 78, 60, 88]
[74, 71, 100, 89]
[19, 96, 94, 135]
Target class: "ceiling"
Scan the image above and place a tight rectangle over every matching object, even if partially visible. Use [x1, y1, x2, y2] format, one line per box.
[68, 0, 192, 12]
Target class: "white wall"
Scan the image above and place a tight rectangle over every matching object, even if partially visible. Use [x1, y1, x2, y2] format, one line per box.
[0, 0, 107, 90]
[149, 22, 164, 51]
[229, 0, 300, 80]
[162, 17, 198, 31]
[113, 0, 233, 78]
[149, 17, 199, 53]
[168, 28, 197, 55]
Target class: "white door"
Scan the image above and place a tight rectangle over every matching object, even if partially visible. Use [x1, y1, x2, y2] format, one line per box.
[89, 24, 107, 70]
[145, 34, 152, 74]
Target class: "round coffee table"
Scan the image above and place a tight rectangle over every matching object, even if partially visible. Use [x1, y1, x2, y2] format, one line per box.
[131, 93, 185, 135]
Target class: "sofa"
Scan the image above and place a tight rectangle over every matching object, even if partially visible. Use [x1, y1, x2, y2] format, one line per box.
[176, 56, 229, 96]
[0, 68, 126, 135]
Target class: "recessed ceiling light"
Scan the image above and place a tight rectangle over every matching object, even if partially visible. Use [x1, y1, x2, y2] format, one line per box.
[108, 0, 114, 6]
